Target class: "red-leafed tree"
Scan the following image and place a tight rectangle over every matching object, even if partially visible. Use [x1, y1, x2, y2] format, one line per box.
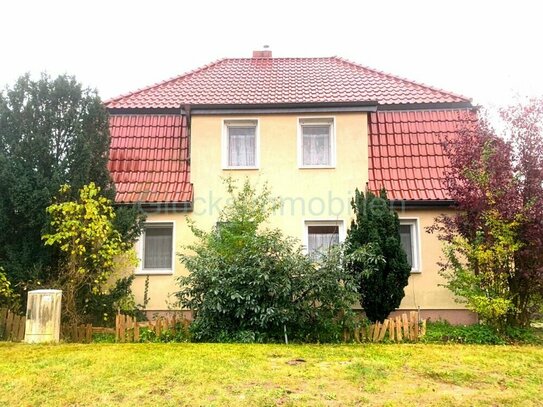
[433, 99, 543, 328]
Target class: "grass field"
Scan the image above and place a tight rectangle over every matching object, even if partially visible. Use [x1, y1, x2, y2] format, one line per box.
[1, 343, 542, 406]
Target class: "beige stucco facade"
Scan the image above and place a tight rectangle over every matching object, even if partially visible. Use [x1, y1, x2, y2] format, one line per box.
[129, 112, 473, 323]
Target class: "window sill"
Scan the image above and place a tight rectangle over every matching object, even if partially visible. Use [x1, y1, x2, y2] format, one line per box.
[135, 269, 174, 276]
[223, 166, 260, 171]
[299, 165, 336, 169]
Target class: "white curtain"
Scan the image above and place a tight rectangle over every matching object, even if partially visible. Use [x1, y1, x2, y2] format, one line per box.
[308, 225, 339, 259]
[303, 125, 330, 166]
[144, 226, 173, 269]
[228, 126, 256, 167]
[399, 225, 413, 266]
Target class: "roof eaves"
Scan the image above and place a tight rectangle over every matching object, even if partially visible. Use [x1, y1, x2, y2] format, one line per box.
[190, 100, 379, 115]
[377, 102, 474, 111]
[390, 199, 456, 209]
[107, 107, 183, 115]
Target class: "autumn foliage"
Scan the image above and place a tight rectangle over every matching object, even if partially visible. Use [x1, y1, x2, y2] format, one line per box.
[43, 183, 137, 325]
[434, 99, 543, 327]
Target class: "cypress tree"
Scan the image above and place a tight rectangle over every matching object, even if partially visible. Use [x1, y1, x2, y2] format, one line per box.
[345, 188, 411, 322]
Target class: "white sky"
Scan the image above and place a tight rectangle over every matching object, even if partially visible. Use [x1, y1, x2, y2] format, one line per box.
[1, 0, 542, 110]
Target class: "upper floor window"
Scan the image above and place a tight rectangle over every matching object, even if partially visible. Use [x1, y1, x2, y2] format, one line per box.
[399, 219, 420, 272]
[223, 120, 258, 169]
[299, 118, 335, 168]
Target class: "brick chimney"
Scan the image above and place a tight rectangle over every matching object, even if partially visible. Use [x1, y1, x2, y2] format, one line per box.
[252, 50, 272, 58]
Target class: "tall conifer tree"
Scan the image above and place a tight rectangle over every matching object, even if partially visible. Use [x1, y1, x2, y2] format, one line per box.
[345, 188, 411, 322]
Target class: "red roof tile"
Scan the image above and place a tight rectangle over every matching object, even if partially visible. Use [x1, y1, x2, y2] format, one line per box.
[106, 57, 470, 109]
[368, 109, 477, 201]
[108, 114, 192, 204]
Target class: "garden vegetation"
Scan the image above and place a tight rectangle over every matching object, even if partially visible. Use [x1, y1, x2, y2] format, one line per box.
[0, 74, 144, 324]
[176, 178, 359, 343]
[432, 98, 543, 329]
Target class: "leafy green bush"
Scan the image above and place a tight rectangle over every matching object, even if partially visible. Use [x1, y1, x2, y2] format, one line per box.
[503, 325, 542, 344]
[423, 321, 542, 345]
[91, 333, 116, 343]
[439, 217, 518, 329]
[0, 267, 20, 310]
[138, 324, 191, 343]
[177, 178, 358, 343]
[83, 276, 146, 327]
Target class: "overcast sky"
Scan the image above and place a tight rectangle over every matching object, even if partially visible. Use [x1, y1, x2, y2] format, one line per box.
[1, 0, 542, 110]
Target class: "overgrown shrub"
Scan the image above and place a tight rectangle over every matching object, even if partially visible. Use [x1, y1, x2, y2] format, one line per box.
[83, 276, 143, 326]
[138, 323, 191, 343]
[176, 178, 358, 343]
[423, 321, 542, 345]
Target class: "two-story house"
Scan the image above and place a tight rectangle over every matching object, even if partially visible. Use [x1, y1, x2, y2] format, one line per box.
[106, 50, 476, 324]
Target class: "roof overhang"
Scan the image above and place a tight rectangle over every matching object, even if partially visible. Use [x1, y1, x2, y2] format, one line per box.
[106, 101, 475, 116]
[378, 102, 473, 111]
[116, 201, 193, 213]
[185, 101, 379, 115]
[389, 200, 456, 210]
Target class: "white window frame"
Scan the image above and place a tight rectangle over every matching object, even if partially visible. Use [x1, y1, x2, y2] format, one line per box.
[399, 218, 421, 273]
[303, 219, 345, 255]
[136, 221, 175, 275]
[297, 117, 336, 169]
[222, 118, 260, 170]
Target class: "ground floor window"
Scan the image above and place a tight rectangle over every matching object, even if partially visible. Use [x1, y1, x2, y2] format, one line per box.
[138, 222, 174, 274]
[399, 219, 420, 272]
[305, 220, 343, 260]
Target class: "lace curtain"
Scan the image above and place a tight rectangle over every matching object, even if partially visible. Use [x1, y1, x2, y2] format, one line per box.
[302, 125, 330, 166]
[144, 226, 173, 269]
[308, 225, 339, 259]
[228, 126, 256, 167]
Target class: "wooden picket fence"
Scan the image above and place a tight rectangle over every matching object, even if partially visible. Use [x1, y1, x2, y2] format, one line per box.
[115, 313, 190, 342]
[62, 323, 93, 343]
[0, 308, 26, 342]
[1, 307, 425, 344]
[345, 311, 426, 343]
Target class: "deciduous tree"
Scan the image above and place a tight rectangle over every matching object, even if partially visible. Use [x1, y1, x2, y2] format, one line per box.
[42, 183, 137, 325]
[434, 100, 543, 327]
[0, 74, 143, 305]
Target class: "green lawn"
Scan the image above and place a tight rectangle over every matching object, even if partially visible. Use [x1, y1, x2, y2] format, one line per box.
[1, 343, 542, 406]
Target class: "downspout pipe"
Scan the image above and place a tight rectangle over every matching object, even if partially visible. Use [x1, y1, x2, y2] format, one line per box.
[181, 104, 193, 209]
[181, 104, 191, 164]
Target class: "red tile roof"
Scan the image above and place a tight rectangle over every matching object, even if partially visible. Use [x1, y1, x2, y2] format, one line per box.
[108, 114, 192, 204]
[106, 57, 470, 109]
[368, 109, 477, 201]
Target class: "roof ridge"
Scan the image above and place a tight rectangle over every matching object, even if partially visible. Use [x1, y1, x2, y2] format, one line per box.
[333, 56, 471, 103]
[105, 58, 228, 105]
